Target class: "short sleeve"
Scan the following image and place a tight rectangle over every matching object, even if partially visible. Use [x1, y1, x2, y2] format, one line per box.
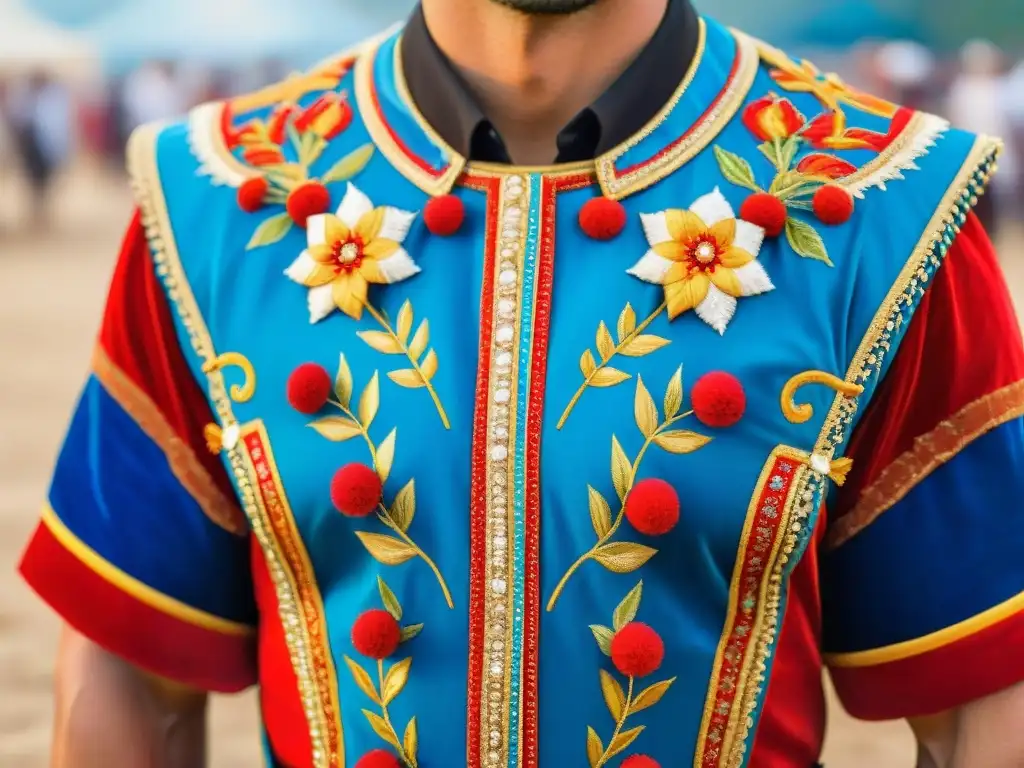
[18, 211, 257, 692]
[820, 212, 1024, 720]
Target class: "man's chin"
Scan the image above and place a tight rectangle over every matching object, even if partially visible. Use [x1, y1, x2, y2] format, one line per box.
[490, 0, 600, 14]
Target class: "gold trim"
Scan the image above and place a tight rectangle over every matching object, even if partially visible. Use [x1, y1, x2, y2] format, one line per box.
[40, 503, 253, 636]
[826, 588, 1024, 668]
[828, 380, 1024, 549]
[126, 124, 345, 768]
[91, 344, 246, 536]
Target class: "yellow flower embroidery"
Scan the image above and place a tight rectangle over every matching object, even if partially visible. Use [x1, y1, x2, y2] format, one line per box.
[285, 183, 419, 323]
[628, 189, 773, 335]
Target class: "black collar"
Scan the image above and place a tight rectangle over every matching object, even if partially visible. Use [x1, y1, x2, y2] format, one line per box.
[400, 0, 700, 164]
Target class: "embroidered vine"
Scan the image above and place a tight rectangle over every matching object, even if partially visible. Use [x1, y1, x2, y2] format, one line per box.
[310, 353, 454, 608]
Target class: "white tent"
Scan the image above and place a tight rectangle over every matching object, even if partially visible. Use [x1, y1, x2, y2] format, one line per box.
[0, 0, 97, 80]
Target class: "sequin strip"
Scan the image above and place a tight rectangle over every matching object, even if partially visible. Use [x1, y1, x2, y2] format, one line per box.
[127, 125, 343, 768]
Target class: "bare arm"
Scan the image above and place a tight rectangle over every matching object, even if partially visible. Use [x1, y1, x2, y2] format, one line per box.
[52, 626, 208, 768]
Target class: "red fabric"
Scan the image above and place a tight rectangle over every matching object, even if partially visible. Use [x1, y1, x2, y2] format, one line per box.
[750, 512, 826, 766]
[253, 538, 312, 768]
[98, 210, 238, 510]
[19, 521, 256, 692]
[837, 212, 1024, 517]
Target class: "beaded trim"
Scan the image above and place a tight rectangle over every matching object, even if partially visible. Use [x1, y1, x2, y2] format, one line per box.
[126, 124, 343, 768]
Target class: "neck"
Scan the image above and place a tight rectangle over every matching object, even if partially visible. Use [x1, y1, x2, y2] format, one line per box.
[420, 0, 669, 164]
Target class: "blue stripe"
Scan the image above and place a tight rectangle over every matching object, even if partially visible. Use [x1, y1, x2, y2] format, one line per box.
[507, 174, 543, 765]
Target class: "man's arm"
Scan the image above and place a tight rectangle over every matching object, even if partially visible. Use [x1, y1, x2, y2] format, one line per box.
[52, 628, 207, 768]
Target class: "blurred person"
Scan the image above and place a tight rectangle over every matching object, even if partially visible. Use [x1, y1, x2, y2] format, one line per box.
[1006, 60, 1024, 220]
[122, 61, 187, 133]
[874, 40, 937, 111]
[17, 1, 1024, 768]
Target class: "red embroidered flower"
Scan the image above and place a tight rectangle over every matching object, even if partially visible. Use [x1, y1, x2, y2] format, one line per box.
[804, 107, 914, 152]
[610, 623, 664, 678]
[331, 463, 382, 517]
[295, 92, 354, 141]
[796, 153, 858, 180]
[621, 757, 661, 768]
[424, 194, 465, 236]
[625, 479, 680, 536]
[354, 751, 401, 768]
[813, 185, 854, 226]
[579, 197, 628, 240]
[739, 192, 787, 238]
[286, 363, 333, 414]
[352, 610, 402, 659]
[691, 372, 746, 428]
[237, 177, 269, 213]
[286, 181, 331, 226]
[243, 146, 286, 166]
[267, 103, 299, 145]
[742, 95, 805, 142]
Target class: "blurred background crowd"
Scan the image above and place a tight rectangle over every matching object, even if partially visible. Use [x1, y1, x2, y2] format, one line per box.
[0, 0, 1021, 766]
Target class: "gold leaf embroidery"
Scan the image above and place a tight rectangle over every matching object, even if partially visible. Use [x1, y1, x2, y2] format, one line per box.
[588, 486, 613, 539]
[785, 217, 833, 266]
[420, 350, 439, 380]
[581, 349, 598, 378]
[359, 371, 380, 428]
[600, 669, 627, 720]
[308, 416, 361, 442]
[400, 624, 424, 642]
[382, 657, 412, 705]
[594, 542, 657, 573]
[245, 211, 293, 250]
[390, 479, 416, 532]
[587, 727, 604, 767]
[378, 575, 402, 621]
[634, 376, 659, 439]
[612, 581, 644, 631]
[359, 330, 405, 354]
[363, 709, 402, 749]
[321, 143, 376, 184]
[629, 678, 676, 715]
[388, 369, 424, 388]
[590, 625, 615, 656]
[653, 429, 712, 454]
[664, 365, 683, 419]
[596, 322, 616, 362]
[591, 368, 632, 388]
[404, 717, 419, 763]
[345, 656, 380, 704]
[376, 428, 397, 483]
[408, 321, 430, 360]
[608, 726, 645, 758]
[617, 303, 637, 341]
[356, 532, 418, 565]
[396, 300, 414, 345]
[334, 352, 354, 408]
[619, 335, 671, 358]
[610, 437, 631, 502]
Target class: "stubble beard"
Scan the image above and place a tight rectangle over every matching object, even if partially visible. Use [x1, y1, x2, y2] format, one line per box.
[489, 0, 600, 14]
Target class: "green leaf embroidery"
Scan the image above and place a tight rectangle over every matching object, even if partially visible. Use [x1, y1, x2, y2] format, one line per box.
[785, 217, 834, 266]
[245, 212, 293, 250]
[713, 146, 760, 192]
[377, 576, 403, 621]
[612, 581, 643, 631]
[322, 143, 376, 184]
[589, 624, 615, 656]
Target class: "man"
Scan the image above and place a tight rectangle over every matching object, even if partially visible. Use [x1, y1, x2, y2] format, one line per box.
[18, 1, 1024, 766]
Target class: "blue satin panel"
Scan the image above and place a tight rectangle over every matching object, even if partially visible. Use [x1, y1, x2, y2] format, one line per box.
[48, 376, 256, 624]
[822, 415, 1024, 653]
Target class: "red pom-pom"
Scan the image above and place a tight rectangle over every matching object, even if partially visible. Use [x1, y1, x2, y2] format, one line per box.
[739, 192, 787, 238]
[579, 197, 627, 240]
[691, 371, 746, 429]
[424, 194, 465, 236]
[237, 177, 269, 212]
[625, 479, 680, 536]
[812, 184, 854, 226]
[621, 757, 661, 768]
[352, 610, 402, 659]
[355, 751, 401, 768]
[286, 363, 332, 414]
[610, 623, 665, 678]
[331, 463, 382, 517]
[287, 181, 331, 227]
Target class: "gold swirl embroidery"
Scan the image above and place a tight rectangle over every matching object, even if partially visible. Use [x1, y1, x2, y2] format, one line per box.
[202, 352, 257, 403]
[308, 353, 454, 608]
[344, 576, 423, 767]
[556, 302, 670, 430]
[548, 368, 713, 611]
[780, 369, 863, 424]
[586, 582, 677, 766]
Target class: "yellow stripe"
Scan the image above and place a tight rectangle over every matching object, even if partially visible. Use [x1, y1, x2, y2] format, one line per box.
[40, 504, 254, 637]
[825, 589, 1024, 668]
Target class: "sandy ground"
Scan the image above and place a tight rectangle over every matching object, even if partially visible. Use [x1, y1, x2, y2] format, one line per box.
[0, 163, 1019, 767]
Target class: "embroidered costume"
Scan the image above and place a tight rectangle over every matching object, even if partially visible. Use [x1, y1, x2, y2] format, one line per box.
[19, 4, 1024, 767]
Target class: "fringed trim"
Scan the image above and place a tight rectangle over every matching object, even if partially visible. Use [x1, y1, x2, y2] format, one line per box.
[187, 101, 255, 188]
[842, 112, 950, 199]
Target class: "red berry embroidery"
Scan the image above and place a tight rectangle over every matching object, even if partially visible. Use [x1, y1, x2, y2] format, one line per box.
[625, 478, 680, 536]
[739, 192, 787, 238]
[330, 463, 382, 517]
[579, 197, 628, 240]
[286, 362, 333, 415]
[621, 757, 661, 768]
[286, 181, 331, 227]
[812, 184, 855, 226]
[354, 749, 401, 768]
[424, 194, 465, 236]
[237, 176, 269, 213]
[610, 622, 665, 678]
[351, 609, 402, 659]
[691, 371, 746, 429]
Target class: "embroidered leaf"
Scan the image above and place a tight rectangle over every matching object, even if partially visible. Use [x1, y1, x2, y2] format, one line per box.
[321, 143, 376, 184]
[359, 372, 380, 428]
[596, 322, 616, 362]
[390, 479, 416, 532]
[589, 625, 615, 656]
[359, 330, 404, 354]
[629, 677, 676, 715]
[617, 303, 637, 343]
[356, 532, 417, 565]
[664, 365, 683, 420]
[400, 623, 424, 643]
[376, 428, 397, 483]
[654, 429, 712, 454]
[770, 170, 819, 200]
[592, 368, 631, 388]
[612, 581, 644, 631]
[713, 146, 760, 192]
[246, 212, 293, 250]
[580, 349, 598, 378]
[586, 727, 603, 768]
[593, 542, 657, 573]
[420, 349, 439, 380]
[587, 485, 612, 539]
[779, 134, 801, 170]
[396, 300, 414, 345]
[634, 376, 659, 439]
[377, 576, 403, 621]
[607, 726, 645, 759]
[308, 416, 361, 442]
[382, 657, 412, 704]
[619, 335, 670, 358]
[757, 141, 782, 170]
[599, 669, 627, 721]
[409, 320, 430, 360]
[363, 709, 401, 749]
[404, 717, 419, 763]
[344, 656, 380, 704]
[785, 217, 834, 266]
[389, 369, 426, 388]
[610, 436, 632, 501]
[335, 353, 354, 407]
